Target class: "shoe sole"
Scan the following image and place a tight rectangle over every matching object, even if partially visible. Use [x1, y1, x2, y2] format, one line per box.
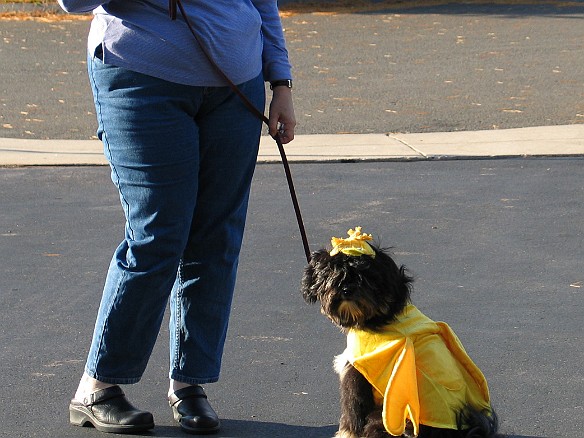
[70, 404, 155, 434]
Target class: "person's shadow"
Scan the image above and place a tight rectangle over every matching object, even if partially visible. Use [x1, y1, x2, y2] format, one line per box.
[148, 419, 337, 437]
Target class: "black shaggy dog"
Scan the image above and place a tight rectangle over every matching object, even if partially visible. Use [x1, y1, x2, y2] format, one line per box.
[301, 231, 500, 438]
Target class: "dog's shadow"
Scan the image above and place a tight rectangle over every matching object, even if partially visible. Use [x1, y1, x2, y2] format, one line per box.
[147, 420, 337, 437]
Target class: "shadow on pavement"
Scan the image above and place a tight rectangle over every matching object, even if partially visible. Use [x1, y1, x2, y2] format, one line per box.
[146, 421, 337, 437]
[148, 422, 549, 438]
[505, 436, 548, 438]
[218, 420, 337, 437]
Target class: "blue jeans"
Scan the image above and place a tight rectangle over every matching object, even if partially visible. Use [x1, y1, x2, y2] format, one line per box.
[85, 53, 264, 385]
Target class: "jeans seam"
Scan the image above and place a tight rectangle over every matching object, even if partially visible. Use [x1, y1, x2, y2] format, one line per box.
[87, 269, 127, 377]
[171, 260, 184, 374]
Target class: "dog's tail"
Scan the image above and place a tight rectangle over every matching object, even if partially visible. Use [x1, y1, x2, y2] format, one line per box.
[457, 404, 501, 438]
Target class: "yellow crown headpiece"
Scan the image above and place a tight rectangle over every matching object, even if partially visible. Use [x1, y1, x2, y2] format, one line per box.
[330, 227, 375, 258]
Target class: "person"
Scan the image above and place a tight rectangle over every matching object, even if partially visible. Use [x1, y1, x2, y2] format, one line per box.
[57, 0, 296, 434]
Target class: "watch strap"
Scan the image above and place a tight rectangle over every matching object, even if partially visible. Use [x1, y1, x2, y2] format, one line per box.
[270, 79, 293, 90]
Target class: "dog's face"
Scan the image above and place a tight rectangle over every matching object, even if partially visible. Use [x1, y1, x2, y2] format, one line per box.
[301, 245, 412, 331]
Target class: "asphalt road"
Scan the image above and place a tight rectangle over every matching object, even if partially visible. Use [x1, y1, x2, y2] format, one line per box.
[0, 2, 583, 438]
[1, 1, 583, 139]
[1, 159, 583, 437]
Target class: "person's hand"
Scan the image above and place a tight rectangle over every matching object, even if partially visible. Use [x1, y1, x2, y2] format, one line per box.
[268, 87, 296, 144]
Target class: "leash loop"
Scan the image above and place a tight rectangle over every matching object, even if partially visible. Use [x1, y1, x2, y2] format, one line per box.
[169, 0, 311, 262]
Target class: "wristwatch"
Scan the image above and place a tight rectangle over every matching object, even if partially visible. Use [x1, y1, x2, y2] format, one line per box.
[269, 79, 293, 90]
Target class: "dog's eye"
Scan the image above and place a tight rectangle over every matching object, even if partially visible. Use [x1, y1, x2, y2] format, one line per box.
[341, 287, 352, 297]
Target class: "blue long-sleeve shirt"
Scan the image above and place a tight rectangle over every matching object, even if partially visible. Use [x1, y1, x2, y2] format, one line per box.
[58, 0, 292, 86]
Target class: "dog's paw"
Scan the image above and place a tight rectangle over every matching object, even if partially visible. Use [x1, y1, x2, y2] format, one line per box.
[334, 429, 359, 438]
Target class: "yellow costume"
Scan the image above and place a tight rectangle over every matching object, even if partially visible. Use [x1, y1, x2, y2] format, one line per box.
[344, 304, 492, 437]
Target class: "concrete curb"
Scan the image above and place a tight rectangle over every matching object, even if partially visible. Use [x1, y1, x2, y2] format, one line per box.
[1, 124, 583, 166]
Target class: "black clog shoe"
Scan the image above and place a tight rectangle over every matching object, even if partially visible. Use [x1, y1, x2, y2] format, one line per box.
[69, 385, 154, 434]
[168, 385, 220, 434]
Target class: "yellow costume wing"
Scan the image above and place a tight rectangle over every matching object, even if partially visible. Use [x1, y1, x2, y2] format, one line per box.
[349, 336, 421, 437]
[435, 322, 491, 413]
[382, 338, 421, 436]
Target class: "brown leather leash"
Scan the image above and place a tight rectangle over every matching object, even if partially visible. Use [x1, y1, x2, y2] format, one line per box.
[169, 0, 311, 263]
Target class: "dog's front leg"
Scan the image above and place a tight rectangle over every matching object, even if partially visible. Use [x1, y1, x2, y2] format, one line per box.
[335, 361, 375, 438]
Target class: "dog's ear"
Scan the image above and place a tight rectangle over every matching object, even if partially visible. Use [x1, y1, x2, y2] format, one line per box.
[370, 245, 413, 310]
[300, 249, 330, 304]
[399, 265, 413, 292]
[301, 264, 318, 304]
